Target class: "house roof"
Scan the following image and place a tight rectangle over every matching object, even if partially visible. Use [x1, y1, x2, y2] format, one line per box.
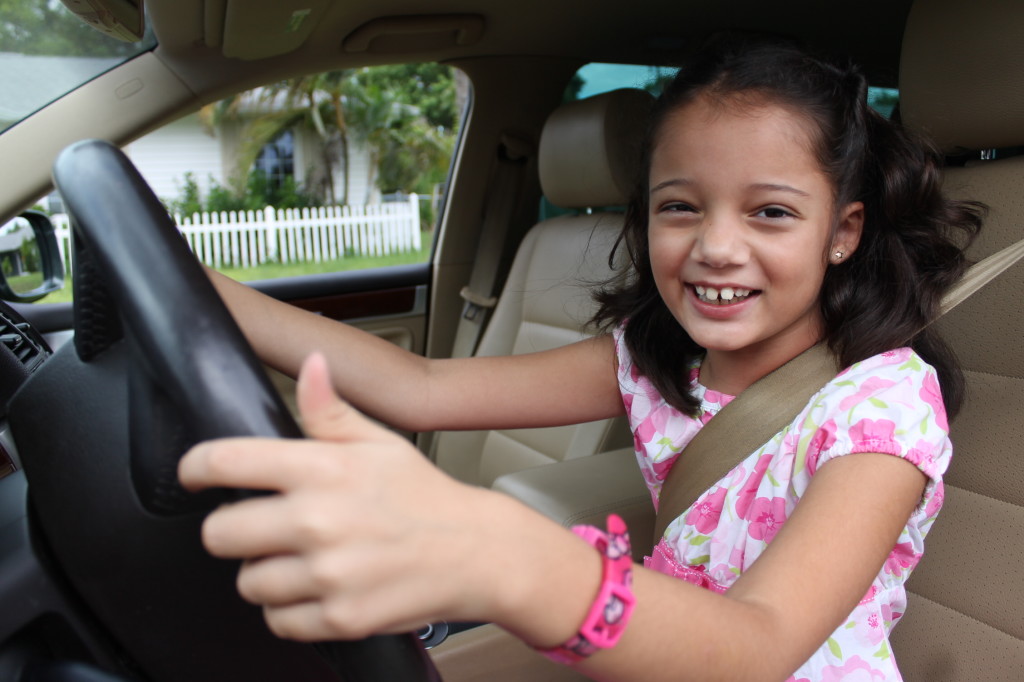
[0, 53, 122, 128]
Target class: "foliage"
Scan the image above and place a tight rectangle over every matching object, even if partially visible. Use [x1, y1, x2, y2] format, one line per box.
[19, 235, 41, 272]
[167, 170, 315, 216]
[350, 63, 461, 131]
[187, 63, 463, 210]
[378, 124, 454, 195]
[168, 172, 204, 217]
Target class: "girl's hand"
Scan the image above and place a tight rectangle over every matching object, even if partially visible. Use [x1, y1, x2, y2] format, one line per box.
[177, 353, 523, 641]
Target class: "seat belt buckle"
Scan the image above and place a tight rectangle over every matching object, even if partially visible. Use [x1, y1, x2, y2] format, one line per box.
[459, 286, 497, 321]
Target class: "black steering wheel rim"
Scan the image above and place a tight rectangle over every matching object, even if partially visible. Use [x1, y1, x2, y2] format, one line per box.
[10, 139, 439, 681]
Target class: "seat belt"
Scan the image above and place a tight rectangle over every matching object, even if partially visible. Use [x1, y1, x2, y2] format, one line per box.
[449, 133, 533, 358]
[652, 237, 1024, 543]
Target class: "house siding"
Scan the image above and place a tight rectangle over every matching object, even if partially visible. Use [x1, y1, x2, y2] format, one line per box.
[122, 110, 379, 210]
[124, 113, 224, 206]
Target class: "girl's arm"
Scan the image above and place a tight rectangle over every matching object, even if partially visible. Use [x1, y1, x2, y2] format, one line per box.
[179, 355, 928, 682]
[209, 269, 624, 431]
[571, 451, 925, 680]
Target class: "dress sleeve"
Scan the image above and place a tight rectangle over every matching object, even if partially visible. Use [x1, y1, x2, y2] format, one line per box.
[795, 348, 952, 510]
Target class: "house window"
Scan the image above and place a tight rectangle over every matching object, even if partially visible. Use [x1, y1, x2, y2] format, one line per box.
[253, 130, 295, 194]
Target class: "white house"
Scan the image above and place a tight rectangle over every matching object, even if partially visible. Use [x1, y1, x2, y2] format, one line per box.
[123, 109, 378, 209]
[0, 53, 377, 211]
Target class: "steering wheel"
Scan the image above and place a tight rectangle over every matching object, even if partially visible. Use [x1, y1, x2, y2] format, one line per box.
[10, 140, 440, 681]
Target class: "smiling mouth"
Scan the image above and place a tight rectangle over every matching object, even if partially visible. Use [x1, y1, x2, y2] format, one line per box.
[693, 285, 758, 305]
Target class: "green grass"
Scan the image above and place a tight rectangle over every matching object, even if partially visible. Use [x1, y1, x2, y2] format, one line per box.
[216, 241, 432, 282]
[34, 231, 433, 305]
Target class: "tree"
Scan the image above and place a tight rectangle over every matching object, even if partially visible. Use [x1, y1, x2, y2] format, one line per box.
[340, 66, 461, 201]
[198, 63, 462, 207]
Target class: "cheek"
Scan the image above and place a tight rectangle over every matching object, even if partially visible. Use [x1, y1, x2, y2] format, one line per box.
[647, 226, 686, 272]
[762, 246, 829, 305]
[647, 241, 680, 295]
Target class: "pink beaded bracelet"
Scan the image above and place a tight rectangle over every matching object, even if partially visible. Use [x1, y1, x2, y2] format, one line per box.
[538, 514, 636, 664]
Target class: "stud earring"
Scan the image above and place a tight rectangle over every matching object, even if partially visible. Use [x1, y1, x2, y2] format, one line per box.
[833, 250, 844, 262]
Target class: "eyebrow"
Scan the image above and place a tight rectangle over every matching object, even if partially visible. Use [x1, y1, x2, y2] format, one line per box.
[649, 178, 812, 198]
[750, 182, 812, 198]
[649, 178, 692, 194]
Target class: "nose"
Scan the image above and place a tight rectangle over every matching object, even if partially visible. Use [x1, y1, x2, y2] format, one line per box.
[692, 214, 749, 268]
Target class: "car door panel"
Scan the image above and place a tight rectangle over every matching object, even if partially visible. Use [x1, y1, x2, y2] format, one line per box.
[13, 263, 431, 417]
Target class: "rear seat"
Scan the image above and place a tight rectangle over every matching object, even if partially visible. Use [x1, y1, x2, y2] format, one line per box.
[434, 88, 651, 489]
[890, 0, 1024, 678]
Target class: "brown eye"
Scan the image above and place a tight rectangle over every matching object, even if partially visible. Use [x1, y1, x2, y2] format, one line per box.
[756, 206, 795, 219]
[663, 202, 697, 213]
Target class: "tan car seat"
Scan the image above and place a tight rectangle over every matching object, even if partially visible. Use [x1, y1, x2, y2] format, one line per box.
[433, 88, 652, 488]
[890, 0, 1024, 678]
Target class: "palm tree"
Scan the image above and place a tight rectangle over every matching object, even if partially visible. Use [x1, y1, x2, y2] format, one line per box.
[199, 70, 350, 205]
[198, 65, 461, 207]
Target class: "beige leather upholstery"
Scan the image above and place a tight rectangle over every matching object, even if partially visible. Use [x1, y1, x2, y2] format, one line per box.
[900, 0, 1024, 154]
[890, 1, 1024, 678]
[493, 447, 654, 562]
[539, 88, 653, 208]
[434, 89, 652, 488]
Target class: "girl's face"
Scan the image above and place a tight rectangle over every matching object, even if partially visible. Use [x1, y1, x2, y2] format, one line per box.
[648, 95, 863, 376]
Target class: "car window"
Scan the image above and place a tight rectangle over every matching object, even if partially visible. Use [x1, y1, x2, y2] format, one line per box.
[30, 63, 469, 304]
[0, 2, 155, 134]
[540, 63, 901, 221]
[867, 87, 899, 119]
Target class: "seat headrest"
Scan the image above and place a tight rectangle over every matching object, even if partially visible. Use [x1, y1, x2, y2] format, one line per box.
[900, 0, 1024, 153]
[539, 88, 654, 209]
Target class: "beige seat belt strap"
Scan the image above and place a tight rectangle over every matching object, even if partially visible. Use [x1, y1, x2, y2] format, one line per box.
[652, 343, 837, 542]
[449, 134, 533, 358]
[939, 238, 1024, 315]
[652, 238, 1024, 544]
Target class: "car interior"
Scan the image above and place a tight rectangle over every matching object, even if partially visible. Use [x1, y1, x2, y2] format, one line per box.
[0, 0, 1021, 680]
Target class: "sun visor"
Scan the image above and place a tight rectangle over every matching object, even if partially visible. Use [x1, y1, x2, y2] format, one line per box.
[342, 15, 484, 54]
[206, 0, 329, 60]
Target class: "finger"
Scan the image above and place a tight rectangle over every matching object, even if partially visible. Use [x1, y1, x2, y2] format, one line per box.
[262, 597, 432, 642]
[200, 494, 303, 558]
[262, 600, 345, 642]
[179, 437, 348, 493]
[296, 352, 394, 445]
[236, 554, 320, 607]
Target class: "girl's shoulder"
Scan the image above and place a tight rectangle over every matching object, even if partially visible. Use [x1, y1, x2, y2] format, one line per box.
[828, 347, 941, 407]
[835, 347, 932, 379]
[804, 346, 951, 481]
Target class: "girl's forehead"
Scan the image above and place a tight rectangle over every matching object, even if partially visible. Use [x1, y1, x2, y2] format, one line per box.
[650, 94, 827, 180]
[647, 94, 837, 206]
[657, 94, 819, 152]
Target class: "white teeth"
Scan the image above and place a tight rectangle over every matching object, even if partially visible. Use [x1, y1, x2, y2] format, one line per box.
[695, 285, 754, 305]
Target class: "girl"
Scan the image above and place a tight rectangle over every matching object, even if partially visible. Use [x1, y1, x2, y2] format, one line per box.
[179, 37, 983, 681]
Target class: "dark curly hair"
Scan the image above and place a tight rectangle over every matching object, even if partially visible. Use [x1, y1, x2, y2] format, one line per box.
[592, 35, 984, 419]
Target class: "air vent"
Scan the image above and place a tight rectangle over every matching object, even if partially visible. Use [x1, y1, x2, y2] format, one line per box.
[0, 310, 49, 373]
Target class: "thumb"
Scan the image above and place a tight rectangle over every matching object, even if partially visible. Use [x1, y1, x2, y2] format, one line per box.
[295, 352, 377, 443]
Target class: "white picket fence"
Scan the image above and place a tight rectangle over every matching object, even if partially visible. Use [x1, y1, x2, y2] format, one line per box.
[52, 194, 421, 273]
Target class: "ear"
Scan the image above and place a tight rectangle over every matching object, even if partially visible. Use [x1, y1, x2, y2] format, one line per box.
[830, 201, 864, 264]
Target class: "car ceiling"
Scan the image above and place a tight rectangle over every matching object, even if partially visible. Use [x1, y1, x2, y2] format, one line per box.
[148, 0, 913, 100]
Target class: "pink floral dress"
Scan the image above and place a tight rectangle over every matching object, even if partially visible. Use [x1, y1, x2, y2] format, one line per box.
[614, 327, 950, 681]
